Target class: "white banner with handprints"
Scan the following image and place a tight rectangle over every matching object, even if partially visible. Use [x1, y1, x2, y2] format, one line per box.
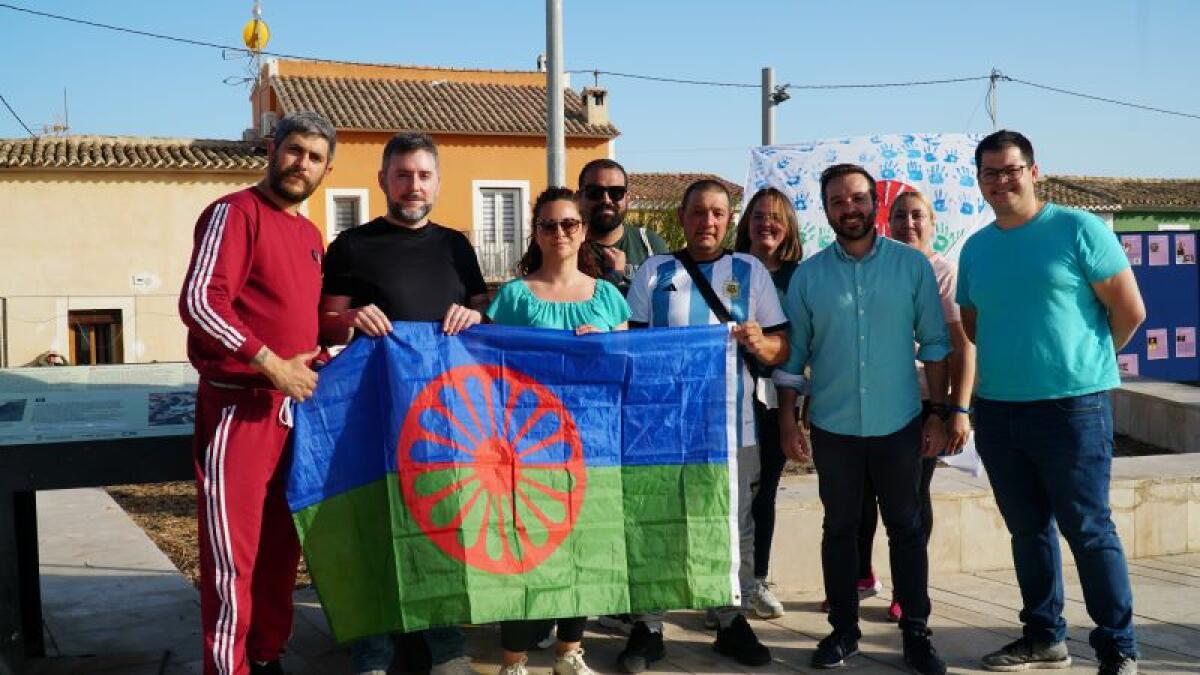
[746, 133, 994, 262]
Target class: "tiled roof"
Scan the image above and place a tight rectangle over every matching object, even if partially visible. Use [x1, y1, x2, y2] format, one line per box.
[1036, 177, 1124, 212]
[627, 172, 744, 210]
[1041, 176, 1200, 212]
[270, 76, 619, 139]
[0, 136, 266, 171]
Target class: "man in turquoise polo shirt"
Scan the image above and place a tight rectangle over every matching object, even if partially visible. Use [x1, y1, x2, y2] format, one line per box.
[776, 164, 950, 674]
[957, 130, 1146, 675]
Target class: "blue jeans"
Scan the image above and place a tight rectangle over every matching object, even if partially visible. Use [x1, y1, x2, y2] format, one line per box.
[351, 626, 466, 672]
[974, 392, 1137, 659]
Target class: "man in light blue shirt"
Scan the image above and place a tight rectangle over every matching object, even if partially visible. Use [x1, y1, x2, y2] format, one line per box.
[775, 164, 950, 675]
[958, 130, 1145, 675]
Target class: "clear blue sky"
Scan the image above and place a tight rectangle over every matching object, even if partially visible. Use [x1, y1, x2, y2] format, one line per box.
[2, 1, 1198, 183]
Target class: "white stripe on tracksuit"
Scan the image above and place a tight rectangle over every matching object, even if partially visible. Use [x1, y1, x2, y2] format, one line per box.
[186, 203, 247, 352]
[204, 406, 239, 675]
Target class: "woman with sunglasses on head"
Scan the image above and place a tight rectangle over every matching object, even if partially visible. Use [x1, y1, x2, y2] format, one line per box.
[730, 187, 803, 622]
[485, 187, 630, 675]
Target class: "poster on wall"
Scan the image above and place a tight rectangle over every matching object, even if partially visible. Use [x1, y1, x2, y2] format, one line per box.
[0, 363, 197, 446]
[1175, 234, 1196, 265]
[1121, 235, 1142, 266]
[1117, 354, 1139, 376]
[1146, 329, 1169, 360]
[1177, 327, 1197, 358]
[1148, 235, 1170, 266]
[747, 133, 994, 262]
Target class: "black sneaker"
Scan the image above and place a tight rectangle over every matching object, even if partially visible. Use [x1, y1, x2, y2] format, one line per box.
[981, 637, 1071, 671]
[713, 614, 771, 667]
[811, 630, 859, 669]
[249, 660, 285, 675]
[1098, 654, 1137, 675]
[903, 628, 947, 675]
[617, 621, 665, 674]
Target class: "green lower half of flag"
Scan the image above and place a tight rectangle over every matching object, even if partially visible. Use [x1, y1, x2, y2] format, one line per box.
[293, 464, 734, 643]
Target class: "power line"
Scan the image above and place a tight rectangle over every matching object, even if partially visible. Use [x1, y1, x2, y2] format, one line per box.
[567, 69, 758, 88]
[1001, 74, 1200, 122]
[0, 93, 36, 137]
[0, 2, 372, 66]
[569, 69, 988, 91]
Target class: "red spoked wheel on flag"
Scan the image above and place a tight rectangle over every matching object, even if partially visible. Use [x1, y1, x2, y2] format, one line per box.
[874, 179, 916, 237]
[397, 364, 586, 575]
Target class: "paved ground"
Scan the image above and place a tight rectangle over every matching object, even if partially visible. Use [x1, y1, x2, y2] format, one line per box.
[24, 488, 1200, 674]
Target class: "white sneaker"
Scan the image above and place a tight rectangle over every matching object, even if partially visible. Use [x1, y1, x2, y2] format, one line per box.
[751, 578, 785, 619]
[534, 625, 557, 649]
[703, 607, 720, 629]
[431, 655, 475, 675]
[553, 647, 596, 675]
[497, 656, 528, 675]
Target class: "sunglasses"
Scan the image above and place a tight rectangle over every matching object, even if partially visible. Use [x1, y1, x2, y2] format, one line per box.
[582, 185, 627, 202]
[535, 218, 583, 235]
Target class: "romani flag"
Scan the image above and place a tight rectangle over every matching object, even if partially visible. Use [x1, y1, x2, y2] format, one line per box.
[286, 322, 739, 643]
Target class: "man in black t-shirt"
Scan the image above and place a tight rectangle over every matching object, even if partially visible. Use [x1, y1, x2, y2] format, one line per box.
[319, 132, 484, 675]
[578, 158, 669, 295]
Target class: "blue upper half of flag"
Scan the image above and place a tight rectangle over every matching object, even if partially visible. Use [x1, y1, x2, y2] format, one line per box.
[287, 322, 733, 513]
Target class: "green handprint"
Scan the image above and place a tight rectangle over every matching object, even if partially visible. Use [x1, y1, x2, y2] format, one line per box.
[932, 222, 966, 254]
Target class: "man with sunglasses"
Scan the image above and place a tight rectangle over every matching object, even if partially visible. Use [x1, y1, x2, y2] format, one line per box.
[578, 159, 669, 295]
[957, 130, 1145, 675]
[319, 132, 486, 675]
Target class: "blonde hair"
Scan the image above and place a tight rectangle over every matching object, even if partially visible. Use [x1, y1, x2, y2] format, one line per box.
[888, 190, 935, 223]
[734, 188, 802, 263]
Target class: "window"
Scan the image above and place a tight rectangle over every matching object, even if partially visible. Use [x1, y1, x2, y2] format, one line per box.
[478, 187, 520, 245]
[324, 189, 370, 242]
[69, 309, 123, 365]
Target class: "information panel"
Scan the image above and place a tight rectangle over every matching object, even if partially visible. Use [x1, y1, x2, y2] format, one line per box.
[0, 363, 197, 446]
[1117, 231, 1200, 382]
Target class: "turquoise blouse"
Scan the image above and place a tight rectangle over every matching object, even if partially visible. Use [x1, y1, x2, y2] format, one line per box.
[486, 278, 631, 331]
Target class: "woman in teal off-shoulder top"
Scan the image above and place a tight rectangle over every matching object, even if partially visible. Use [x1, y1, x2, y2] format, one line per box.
[485, 188, 628, 675]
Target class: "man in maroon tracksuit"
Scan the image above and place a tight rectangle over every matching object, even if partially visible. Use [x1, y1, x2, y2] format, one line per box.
[178, 111, 336, 675]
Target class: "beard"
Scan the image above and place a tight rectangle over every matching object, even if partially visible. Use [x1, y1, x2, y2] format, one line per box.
[587, 206, 624, 235]
[388, 200, 432, 225]
[830, 207, 877, 241]
[266, 163, 320, 204]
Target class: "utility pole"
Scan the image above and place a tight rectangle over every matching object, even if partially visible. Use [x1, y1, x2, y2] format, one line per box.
[545, 0, 566, 187]
[761, 67, 774, 146]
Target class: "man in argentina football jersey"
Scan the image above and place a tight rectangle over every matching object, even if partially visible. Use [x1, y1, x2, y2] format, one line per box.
[617, 179, 789, 673]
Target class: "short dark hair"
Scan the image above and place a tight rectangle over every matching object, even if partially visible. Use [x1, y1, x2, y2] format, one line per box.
[577, 158, 627, 188]
[819, 163, 876, 208]
[974, 129, 1034, 170]
[273, 111, 337, 159]
[680, 179, 731, 212]
[381, 132, 439, 169]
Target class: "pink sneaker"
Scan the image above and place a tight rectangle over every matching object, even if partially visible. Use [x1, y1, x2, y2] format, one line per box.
[887, 599, 903, 622]
[855, 573, 883, 599]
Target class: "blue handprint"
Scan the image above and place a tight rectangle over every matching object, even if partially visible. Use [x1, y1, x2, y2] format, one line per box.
[960, 199, 975, 216]
[906, 162, 924, 182]
[825, 148, 839, 163]
[881, 160, 899, 180]
[956, 166, 975, 187]
[943, 149, 959, 164]
[902, 134, 916, 143]
[858, 152, 870, 163]
[923, 143, 938, 163]
[838, 137, 852, 144]
[922, 134, 941, 147]
[929, 165, 946, 185]
[776, 157, 791, 170]
[785, 172, 802, 187]
[869, 135, 882, 144]
[793, 192, 809, 212]
[760, 148, 777, 156]
[904, 141, 921, 159]
[880, 144, 899, 160]
[932, 190, 948, 213]
[754, 179, 768, 190]
[797, 142, 816, 152]
[976, 198, 988, 214]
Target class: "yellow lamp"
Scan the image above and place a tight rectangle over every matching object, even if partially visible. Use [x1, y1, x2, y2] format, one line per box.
[242, 18, 269, 52]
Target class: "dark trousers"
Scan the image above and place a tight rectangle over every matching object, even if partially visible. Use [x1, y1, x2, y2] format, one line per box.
[500, 617, 586, 652]
[859, 456, 937, 578]
[751, 402, 789, 579]
[811, 416, 930, 636]
[974, 393, 1137, 659]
